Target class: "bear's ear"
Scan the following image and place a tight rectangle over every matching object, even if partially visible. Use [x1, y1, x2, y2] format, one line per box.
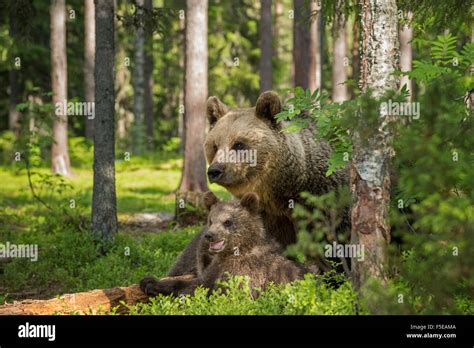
[207, 96, 229, 127]
[203, 191, 220, 210]
[255, 91, 282, 126]
[240, 192, 260, 213]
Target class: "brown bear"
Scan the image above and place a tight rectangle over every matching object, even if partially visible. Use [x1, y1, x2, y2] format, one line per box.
[140, 192, 315, 297]
[167, 91, 348, 277]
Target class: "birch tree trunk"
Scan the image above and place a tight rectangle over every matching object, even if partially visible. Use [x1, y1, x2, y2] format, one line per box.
[84, 0, 95, 139]
[399, 11, 413, 101]
[331, 0, 349, 102]
[92, 0, 118, 242]
[351, 0, 399, 289]
[259, 0, 273, 92]
[50, 0, 72, 176]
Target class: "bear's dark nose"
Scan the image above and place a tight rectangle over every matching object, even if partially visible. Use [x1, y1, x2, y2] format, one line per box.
[204, 232, 214, 241]
[207, 164, 223, 182]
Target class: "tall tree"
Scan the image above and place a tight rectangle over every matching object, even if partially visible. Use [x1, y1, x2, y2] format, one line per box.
[351, 0, 399, 289]
[178, 0, 208, 192]
[143, 0, 154, 150]
[331, 0, 349, 102]
[84, 0, 95, 139]
[259, 0, 272, 92]
[92, 0, 118, 242]
[351, 12, 360, 98]
[50, 0, 72, 176]
[399, 11, 413, 101]
[8, 17, 20, 134]
[293, 0, 319, 91]
[272, 0, 283, 58]
[132, 0, 145, 155]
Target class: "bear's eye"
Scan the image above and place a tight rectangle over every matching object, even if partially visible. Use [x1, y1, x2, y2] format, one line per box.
[223, 219, 233, 228]
[232, 142, 246, 151]
[213, 144, 218, 153]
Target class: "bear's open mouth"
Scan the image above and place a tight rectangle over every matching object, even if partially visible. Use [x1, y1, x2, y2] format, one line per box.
[209, 240, 225, 252]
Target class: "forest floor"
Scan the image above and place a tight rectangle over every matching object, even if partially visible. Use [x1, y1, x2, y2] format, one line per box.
[0, 155, 358, 314]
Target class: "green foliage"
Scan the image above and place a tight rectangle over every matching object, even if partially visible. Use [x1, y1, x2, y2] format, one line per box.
[0, 131, 16, 164]
[285, 189, 351, 266]
[68, 137, 93, 168]
[128, 273, 360, 315]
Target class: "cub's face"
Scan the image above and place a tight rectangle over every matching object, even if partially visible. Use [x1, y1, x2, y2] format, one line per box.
[204, 92, 282, 197]
[203, 192, 264, 254]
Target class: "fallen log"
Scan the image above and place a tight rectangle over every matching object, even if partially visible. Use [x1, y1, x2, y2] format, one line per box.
[0, 274, 198, 315]
[0, 284, 148, 315]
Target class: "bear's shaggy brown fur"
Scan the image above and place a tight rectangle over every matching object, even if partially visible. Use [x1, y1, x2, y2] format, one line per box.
[167, 91, 348, 277]
[140, 192, 314, 297]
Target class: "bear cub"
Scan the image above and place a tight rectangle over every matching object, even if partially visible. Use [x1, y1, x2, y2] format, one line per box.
[140, 192, 316, 297]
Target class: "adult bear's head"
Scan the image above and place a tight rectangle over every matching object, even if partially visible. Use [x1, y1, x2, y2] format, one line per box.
[204, 91, 284, 198]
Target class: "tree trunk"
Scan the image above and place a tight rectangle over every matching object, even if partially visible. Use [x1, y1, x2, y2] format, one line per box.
[84, 0, 95, 139]
[293, 0, 319, 91]
[8, 70, 21, 135]
[272, 0, 283, 58]
[399, 11, 413, 101]
[331, 0, 348, 102]
[143, 0, 154, 151]
[259, 0, 272, 92]
[315, 2, 323, 91]
[50, 0, 72, 176]
[351, 13, 359, 98]
[8, 12, 21, 134]
[178, 0, 208, 192]
[132, 0, 146, 155]
[351, 0, 399, 289]
[115, 46, 132, 141]
[92, 0, 118, 242]
[0, 285, 147, 315]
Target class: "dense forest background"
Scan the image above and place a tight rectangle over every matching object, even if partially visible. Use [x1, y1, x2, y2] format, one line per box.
[0, 0, 473, 315]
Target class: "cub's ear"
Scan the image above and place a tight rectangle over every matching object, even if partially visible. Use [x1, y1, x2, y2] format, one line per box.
[207, 96, 229, 127]
[240, 192, 260, 213]
[203, 191, 220, 210]
[255, 91, 282, 126]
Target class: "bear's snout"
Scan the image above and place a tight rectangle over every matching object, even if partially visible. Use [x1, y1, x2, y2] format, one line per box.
[207, 163, 224, 183]
[204, 232, 215, 241]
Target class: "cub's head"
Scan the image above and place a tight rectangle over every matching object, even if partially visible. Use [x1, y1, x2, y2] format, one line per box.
[202, 191, 265, 255]
[204, 91, 283, 197]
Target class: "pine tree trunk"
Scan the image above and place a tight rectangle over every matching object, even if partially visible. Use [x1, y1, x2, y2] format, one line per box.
[178, 0, 208, 192]
[50, 0, 72, 176]
[259, 0, 272, 92]
[315, 2, 323, 91]
[143, 0, 155, 151]
[92, 0, 118, 242]
[293, 0, 319, 91]
[132, 0, 146, 155]
[351, 0, 399, 289]
[8, 13, 21, 134]
[84, 0, 95, 139]
[331, 0, 348, 102]
[351, 13, 360, 98]
[399, 11, 413, 101]
[272, 0, 282, 58]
